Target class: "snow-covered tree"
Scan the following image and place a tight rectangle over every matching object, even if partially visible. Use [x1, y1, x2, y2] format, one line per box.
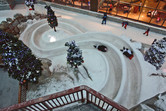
[144, 38, 166, 70]
[45, 5, 58, 32]
[65, 40, 84, 68]
[0, 29, 42, 85]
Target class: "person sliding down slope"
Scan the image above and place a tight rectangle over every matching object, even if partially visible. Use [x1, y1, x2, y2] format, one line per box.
[94, 45, 108, 52]
[120, 47, 134, 60]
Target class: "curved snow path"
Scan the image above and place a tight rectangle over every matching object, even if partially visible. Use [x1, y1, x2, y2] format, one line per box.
[20, 19, 142, 108]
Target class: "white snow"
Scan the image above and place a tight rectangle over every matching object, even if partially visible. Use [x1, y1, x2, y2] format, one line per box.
[154, 94, 166, 110]
[1, 3, 166, 109]
[140, 104, 155, 111]
[42, 29, 71, 43]
[27, 49, 109, 100]
[0, 17, 7, 23]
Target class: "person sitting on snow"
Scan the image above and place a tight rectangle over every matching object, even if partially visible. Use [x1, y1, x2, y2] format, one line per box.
[94, 44, 108, 52]
[120, 47, 134, 59]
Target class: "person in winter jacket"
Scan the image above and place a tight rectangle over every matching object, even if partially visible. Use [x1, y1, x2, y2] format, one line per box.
[120, 47, 134, 59]
[94, 45, 107, 52]
[143, 28, 150, 36]
[152, 39, 157, 44]
[101, 13, 107, 25]
[122, 21, 128, 29]
[25, 0, 35, 10]
[109, 4, 113, 12]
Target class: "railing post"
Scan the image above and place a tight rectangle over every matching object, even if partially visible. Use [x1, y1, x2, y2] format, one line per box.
[60, 97, 66, 105]
[76, 92, 79, 100]
[18, 84, 21, 103]
[86, 90, 89, 103]
[64, 96, 69, 104]
[81, 90, 85, 103]
[41, 101, 52, 110]
[18, 83, 27, 103]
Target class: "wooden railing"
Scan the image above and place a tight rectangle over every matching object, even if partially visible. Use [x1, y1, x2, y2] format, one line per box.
[1, 85, 129, 111]
[18, 84, 28, 103]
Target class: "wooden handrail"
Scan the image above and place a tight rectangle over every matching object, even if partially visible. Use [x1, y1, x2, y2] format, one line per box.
[1, 85, 129, 111]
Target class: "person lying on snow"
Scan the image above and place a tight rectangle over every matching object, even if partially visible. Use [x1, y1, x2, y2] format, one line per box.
[94, 45, 108, 52]
[120, 47, 134, 60]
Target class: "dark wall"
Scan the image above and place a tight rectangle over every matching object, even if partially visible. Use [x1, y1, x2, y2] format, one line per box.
[90, 0, 98, 12]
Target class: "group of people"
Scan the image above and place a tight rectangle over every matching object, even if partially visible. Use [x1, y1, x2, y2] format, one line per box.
[93, 44, 134, 60]
[101, 13, 150, 36]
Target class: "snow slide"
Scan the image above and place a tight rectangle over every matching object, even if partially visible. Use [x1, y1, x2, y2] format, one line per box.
[20, 19, 142, 108]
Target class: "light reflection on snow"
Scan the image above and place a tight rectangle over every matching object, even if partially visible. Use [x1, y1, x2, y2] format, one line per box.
[62, 15, 73, 19]
[48, 35, 56, 42]
[162, 69, 166, 72]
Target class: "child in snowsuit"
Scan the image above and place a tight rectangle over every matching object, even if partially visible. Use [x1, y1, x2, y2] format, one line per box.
[143, 28, 150, 36]
[122, 21, 128, 29]
[101, 13, 107, 25]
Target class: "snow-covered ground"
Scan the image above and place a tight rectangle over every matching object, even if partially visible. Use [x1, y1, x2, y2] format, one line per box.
[1, 4, 166, 109]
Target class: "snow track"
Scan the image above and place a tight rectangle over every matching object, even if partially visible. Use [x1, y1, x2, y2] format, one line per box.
[21, 19, 142, 108]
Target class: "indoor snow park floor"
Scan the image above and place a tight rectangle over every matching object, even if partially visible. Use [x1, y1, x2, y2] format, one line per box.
[1, 4, 166, 109]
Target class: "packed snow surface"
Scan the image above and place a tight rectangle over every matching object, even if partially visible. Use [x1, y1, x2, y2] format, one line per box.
[1, 4, 166, 109]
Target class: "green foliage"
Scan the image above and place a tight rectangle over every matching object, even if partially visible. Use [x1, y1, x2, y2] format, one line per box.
[45, 6, 58, 28]
[0, 29, 42, 84]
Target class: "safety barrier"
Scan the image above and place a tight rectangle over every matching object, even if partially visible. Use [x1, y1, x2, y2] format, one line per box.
[1, 85, 129, 111]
